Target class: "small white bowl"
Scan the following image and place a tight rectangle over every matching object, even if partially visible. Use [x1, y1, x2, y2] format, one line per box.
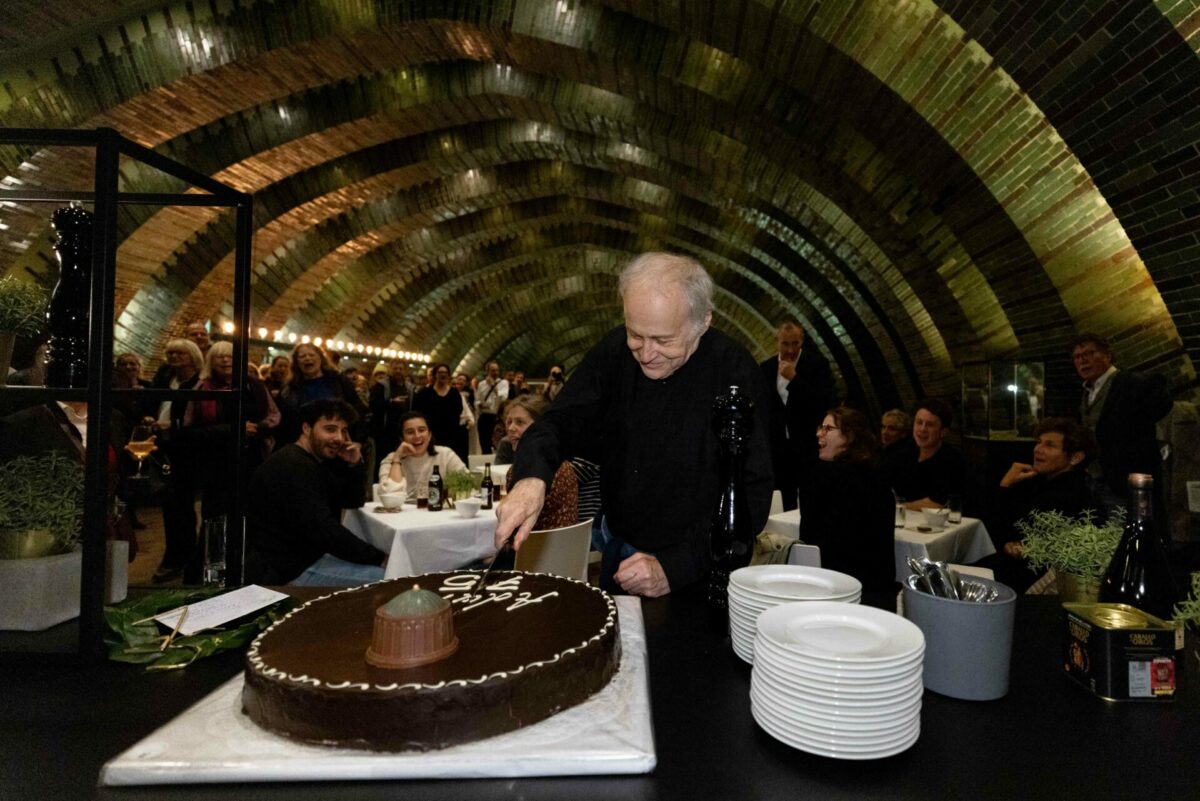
[455, 497, 482, 519]
[379, 492, 406, 510]
[922, 509, 949, 529]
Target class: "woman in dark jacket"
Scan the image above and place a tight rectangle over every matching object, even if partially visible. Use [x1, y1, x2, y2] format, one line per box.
[277, 342, 365, 444]
[799, 406, 896, 596]
[413, 363, 470, 462]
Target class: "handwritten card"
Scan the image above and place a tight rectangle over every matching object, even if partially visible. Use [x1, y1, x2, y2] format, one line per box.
[155, 585, 290, 637]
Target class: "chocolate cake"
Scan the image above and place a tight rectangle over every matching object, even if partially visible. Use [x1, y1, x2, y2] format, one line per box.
[242, 571, 620, 751]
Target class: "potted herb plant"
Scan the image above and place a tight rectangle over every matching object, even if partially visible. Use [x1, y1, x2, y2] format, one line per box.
[1015, 509, 1124, 603]
[1174, 572, 1200, 671]
[0, 452, 86, 630]
[0, 275, 48, 385]
[442, 470, 482, 507]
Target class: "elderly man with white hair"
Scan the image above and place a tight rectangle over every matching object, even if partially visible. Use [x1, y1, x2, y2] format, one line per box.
[495, 252, 773, 597]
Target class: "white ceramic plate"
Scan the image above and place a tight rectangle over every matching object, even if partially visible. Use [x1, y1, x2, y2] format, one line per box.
[752, 699, 920, 744]
[753, 638, 924, 679]
[749, 687, 921, 738]
[752, 657, 923, 700]
[752, 704, 921, 760]
[731, 566, 862, 601]
[757, 602, 924, 663]
[751, 674, 923, 716]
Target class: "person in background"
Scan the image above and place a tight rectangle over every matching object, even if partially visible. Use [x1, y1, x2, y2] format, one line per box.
[542, 364, 566, 402]
[378, 411, 467, 502]
[184, 341, 278, 521]
[148, 338, 204, 583]
[890, 398, 966, 512]
[511, 371, 531, 396]
[800, 406, 895, 595]
[245, 399, 385, 586]
[1073, 333, 1172, 498]
[262, 354, 290, 400]
[369, 358, 415, 471]
[454, 372, 480, 454]
[759, 321, 834, 512]
[475, 361, 509, 455]
[978, 418, 1100, 592]
[878, 408, 915, 485]
[149, 321, 211, 384]
[413, 363, 471, 463]
[277, 342, 364, 444]
[501, 395, 578, 530]
[496, 252, 772, 597]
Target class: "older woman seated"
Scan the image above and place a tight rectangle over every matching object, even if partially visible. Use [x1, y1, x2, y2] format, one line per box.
[502, 395, 577, 531]
[378, 411, 467, 503]
[800, 406, 896, 594]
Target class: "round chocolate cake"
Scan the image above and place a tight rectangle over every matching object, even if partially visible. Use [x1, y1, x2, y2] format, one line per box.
[242, 571, 620, 751]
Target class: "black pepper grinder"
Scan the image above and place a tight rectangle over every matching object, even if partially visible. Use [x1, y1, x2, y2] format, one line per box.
[45, 203, 93, 388]
[707, 384, 755, 634]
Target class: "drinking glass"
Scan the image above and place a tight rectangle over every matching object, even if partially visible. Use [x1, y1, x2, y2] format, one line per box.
[947, 494, 963, 524]
[203, 516, 227, 588]
[895, 498, 907, 529]
[125, 424, 157, 478]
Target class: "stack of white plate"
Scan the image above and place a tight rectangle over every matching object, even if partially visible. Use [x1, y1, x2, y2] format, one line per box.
[750, 602, 925, 760]
[728, 565, 862, 664]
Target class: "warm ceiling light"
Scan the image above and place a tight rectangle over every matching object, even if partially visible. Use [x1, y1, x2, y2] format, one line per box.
[313, 337, 323, 347]
[274, 330, 284, 341]
[287, 333, 297, 343]
[257, 327, 268, 339]
[300, 334, 310, 344]
[221, 321, 235, 334]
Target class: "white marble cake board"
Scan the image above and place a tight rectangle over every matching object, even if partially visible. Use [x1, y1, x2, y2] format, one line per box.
[101, 597, 654, 785]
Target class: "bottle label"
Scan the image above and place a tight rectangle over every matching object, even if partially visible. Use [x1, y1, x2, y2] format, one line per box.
[429, 486, 441, 506]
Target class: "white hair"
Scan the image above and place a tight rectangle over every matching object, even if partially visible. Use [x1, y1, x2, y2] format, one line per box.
[617, 252, 714, 331]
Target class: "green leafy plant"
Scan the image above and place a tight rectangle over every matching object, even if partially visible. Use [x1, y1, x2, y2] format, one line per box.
[0, 275, 48, 335]
[442, 469, 482, 503]
[1016, 508, 1125, 580]
[103, 588, 297, 670]
[1174, 573, 1200, 628]
[0, 451, 85, 557]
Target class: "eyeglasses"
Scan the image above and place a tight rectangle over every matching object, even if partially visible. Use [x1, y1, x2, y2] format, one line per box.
[816, 424, 839, 434]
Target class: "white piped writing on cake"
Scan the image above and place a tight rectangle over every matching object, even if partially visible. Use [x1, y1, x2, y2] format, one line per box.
[439, 574, 560, 612]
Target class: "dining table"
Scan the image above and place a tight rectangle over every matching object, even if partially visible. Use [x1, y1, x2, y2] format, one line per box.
[2, 589, 1196, 801]
[343, 503, 498, 578]
[764, 509, 997, 580]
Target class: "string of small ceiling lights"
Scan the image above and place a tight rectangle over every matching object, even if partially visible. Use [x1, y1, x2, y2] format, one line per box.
[218, 321, 432, 364]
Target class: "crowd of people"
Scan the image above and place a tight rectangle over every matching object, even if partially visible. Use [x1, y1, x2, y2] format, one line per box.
[4, 252, 1178, 599]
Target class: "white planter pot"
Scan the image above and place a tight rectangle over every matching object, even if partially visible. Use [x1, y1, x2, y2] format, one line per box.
[0, 548, 82, 631]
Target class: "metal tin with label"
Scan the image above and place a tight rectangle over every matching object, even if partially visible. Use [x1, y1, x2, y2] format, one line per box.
[1063, 603, 1177, 702]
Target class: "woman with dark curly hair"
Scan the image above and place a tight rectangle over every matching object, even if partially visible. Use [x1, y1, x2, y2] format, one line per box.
[799, 405, 896, 594]
[277, 342, 364, 444]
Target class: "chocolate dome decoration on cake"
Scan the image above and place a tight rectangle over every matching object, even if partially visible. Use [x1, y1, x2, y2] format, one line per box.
[365, 584, 459, 669]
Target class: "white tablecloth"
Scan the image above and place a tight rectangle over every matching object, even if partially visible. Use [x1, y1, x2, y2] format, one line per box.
[344, 504, 498, 579]
[762, 508, 996, 581]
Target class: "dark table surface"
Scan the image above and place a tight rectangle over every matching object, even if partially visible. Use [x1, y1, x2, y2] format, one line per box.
[1, 591, 1196, 801]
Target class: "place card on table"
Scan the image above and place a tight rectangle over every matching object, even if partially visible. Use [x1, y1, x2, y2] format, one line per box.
[154, 585, 290, 637]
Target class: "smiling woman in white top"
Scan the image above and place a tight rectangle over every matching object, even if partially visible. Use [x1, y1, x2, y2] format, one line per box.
[378, 411, 467, 502]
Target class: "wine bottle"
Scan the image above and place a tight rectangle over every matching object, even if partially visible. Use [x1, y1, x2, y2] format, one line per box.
[1099, 473, 1176, 620]
[480, 464, 493, 510]
[428, 465, 444, 512]
[707, 385, 756, 632]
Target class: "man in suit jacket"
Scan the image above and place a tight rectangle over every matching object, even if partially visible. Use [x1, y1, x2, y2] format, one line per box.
[1073, 333, 1173, 498]
[759, 322, 834, 511]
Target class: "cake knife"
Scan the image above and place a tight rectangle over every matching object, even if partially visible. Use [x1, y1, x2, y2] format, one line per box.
[461, 537, 510, 609]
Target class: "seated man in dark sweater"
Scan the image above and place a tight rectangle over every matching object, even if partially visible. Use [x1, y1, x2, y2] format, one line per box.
[890, 398, 966, 511]
[978, 417, 1099, 592]
[245, 399, 386, 586]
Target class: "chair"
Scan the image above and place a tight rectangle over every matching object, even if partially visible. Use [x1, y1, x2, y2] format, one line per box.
[786, 543, 821, 568]
[468, 454, 493, 470]
[513, 518, 594, 582]
[769, 489, 784, 516]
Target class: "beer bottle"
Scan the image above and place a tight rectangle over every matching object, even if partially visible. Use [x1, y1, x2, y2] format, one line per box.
[428, 465, 444, 511]
[480, 464, 494, 510]
[1099, 473, 1176, 620]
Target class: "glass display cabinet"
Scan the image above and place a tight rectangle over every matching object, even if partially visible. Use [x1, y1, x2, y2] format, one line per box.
[960, 360, 1046, 440]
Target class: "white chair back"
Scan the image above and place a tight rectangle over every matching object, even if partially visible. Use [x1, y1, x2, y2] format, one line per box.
[371, 483, 381, 504]
[769, 489, 784, 516]
[786, 543, 821, 568]
[514, 518, 593, 582]
[468, 454, 493, 470]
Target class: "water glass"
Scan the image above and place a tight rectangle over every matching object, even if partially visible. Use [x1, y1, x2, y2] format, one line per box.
[203, 516, 227, 588]
[947, 494, 963, 524]
[895, 499, 907, 528]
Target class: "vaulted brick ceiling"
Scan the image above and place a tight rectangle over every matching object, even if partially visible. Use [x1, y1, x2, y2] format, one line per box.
[1, 0, 1196, 412]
